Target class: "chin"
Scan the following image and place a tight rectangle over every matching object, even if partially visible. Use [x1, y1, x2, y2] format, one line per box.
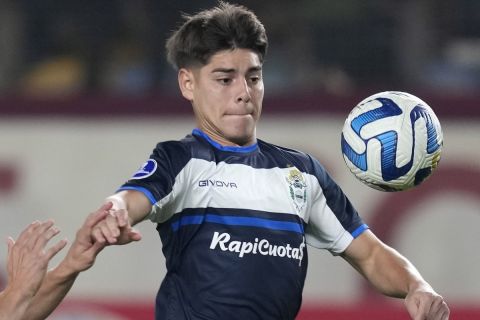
[226, 131, 255, 146]
[221, 119, 256, 145]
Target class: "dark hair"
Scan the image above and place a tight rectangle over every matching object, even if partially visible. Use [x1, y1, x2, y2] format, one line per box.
[166, 2, 268, 70]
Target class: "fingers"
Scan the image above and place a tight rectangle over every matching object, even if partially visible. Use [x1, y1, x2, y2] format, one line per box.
[116, 209, 128, 228]
[128, 229, 142, 242]
[92, 225, 107, 244]
[84, 202, 114, 229]
[45, 238, 68, 260]
[91, 215, 118, 244]
[415, 296, 432, 320]
[430, 298, 450, 320]
[15, 220, 41, 249]
[6, 219, 66, 297]
[32, 220, 61, 252]
[91, 209, 132, 245]
[90, 238, 107, 254]
[7, 236, 15, 254]
[406, 290, 449, 320]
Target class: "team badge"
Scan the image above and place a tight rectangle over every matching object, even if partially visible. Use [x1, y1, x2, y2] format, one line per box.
[285, 168, 307, 213]
[131, 159, 157, 179]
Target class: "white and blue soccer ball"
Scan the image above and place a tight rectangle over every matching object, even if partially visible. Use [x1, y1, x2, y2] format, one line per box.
[341, 91, 443, 192]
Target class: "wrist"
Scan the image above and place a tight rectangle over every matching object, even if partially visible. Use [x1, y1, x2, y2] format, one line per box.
[50, 260, 80, 285]
[408, 279, 432, 294]
[0, 285, 32, 318]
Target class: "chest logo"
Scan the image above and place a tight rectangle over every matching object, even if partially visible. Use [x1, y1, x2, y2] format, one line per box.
[286, 168, 307, 213]
[198, 179, 238, 188]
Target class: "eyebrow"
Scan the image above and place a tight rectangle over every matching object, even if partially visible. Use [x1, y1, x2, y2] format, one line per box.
[211, 66, 262, 74]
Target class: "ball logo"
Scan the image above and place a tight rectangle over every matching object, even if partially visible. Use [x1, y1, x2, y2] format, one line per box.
[131, 159, 157, 180]
[341, 97, 442, 183]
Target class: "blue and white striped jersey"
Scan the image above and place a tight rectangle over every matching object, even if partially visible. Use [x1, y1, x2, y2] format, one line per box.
[118, 128, 368, 320]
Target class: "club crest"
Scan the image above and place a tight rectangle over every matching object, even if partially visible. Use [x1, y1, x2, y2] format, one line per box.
[285, 168, 307, 213]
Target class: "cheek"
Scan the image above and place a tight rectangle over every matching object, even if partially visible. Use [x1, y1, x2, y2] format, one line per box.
[253, 86, 264, 108]
[198, 90, 225, 119]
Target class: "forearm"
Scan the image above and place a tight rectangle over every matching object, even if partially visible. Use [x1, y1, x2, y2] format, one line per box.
[22, 263, 78, 320]
[356, 244, 429, 298]
[0, 288, 32, 320]
[342, 231, 431, 298]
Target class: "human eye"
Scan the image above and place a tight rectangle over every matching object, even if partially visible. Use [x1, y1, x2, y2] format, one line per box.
[249, 74, 262, 85]
[217, 77, 232, 85]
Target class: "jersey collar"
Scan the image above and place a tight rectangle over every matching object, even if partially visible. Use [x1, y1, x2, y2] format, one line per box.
[192, 128, 258, 153]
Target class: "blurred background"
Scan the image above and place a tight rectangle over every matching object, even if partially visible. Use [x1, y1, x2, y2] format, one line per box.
[0, 1, 479, 319]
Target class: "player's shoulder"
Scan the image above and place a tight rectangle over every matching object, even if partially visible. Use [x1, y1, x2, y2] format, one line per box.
[257, 139, 318, 173]
[151, 133, 214, 162]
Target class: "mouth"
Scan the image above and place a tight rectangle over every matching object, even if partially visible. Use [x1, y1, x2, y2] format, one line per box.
[223, 113, 254, 121]
[225, 113, 252, 116]
[224, 110, 254, 116]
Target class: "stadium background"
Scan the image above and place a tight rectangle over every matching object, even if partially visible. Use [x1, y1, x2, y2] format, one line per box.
[0, 1, 479, 319]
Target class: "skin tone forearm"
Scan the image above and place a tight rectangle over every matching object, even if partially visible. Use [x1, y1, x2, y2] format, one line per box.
[0, 287, 32, 320]
[342, 230, 449, 319]
[21, 264, 79, 320]
[0, 221, 67, 320]
[343, 235, 426, 298]
[21, 204, 111, 320]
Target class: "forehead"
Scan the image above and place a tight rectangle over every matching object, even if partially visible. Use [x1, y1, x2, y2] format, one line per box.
[204, 48, 262, 70]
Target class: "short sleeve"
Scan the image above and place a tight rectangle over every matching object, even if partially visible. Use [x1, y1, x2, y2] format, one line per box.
[117, 141, 191, 222]
[305, 155, 368, 254]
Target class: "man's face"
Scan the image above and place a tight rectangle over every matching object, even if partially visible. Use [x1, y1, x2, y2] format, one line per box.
[179, 48, 264, 146]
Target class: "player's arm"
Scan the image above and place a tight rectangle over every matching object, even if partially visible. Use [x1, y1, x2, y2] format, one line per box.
[92, 190, 151, 245]
[21, 203, 111, 320]
[0, 221, 67, 320]
[340, 230, 449, 320]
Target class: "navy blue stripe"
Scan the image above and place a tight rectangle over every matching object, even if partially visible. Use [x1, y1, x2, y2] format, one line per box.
[171, 213, 303, 233]
[192, 128, 258, 153]
[116, 186, 157, 204]
[351, 223, 369, 238]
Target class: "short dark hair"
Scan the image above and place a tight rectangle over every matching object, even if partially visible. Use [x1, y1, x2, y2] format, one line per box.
[166, 2, 268, 70]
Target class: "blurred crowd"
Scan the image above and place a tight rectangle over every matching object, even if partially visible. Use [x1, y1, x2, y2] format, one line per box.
[0, 0, 479, 97]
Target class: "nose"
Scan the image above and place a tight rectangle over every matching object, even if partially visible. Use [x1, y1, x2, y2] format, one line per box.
[236, 79, 251, 103]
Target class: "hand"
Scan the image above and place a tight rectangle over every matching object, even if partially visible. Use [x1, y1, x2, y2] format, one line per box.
[91, 205, 142, 246]
[405, 285, 450, 320]
[6, 220, 67, 299]
[58, 202, 115, 274]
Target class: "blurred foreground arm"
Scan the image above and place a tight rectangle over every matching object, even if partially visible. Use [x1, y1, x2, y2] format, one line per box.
[0, 221, 66, 320]
[22, 203, 111, 320]
[341, 230, 449, 320]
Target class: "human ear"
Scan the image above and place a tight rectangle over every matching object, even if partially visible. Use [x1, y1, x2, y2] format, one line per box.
[178, 68, 195, 101]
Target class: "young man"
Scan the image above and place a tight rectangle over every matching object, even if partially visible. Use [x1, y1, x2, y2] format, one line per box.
[91, 3, 450, 320]
[0, 203, 112, 320]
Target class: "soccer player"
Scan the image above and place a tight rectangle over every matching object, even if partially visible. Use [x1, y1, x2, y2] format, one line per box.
[0, 203, 111, 320]
[91, 3, 450, 319]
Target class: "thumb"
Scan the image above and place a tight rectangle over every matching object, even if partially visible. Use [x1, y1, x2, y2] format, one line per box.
[91, 240, 107, 255]
[128, 229, 142, 242]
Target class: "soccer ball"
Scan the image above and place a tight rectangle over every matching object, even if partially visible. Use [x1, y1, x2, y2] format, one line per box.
[341, 91, 443, 192]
